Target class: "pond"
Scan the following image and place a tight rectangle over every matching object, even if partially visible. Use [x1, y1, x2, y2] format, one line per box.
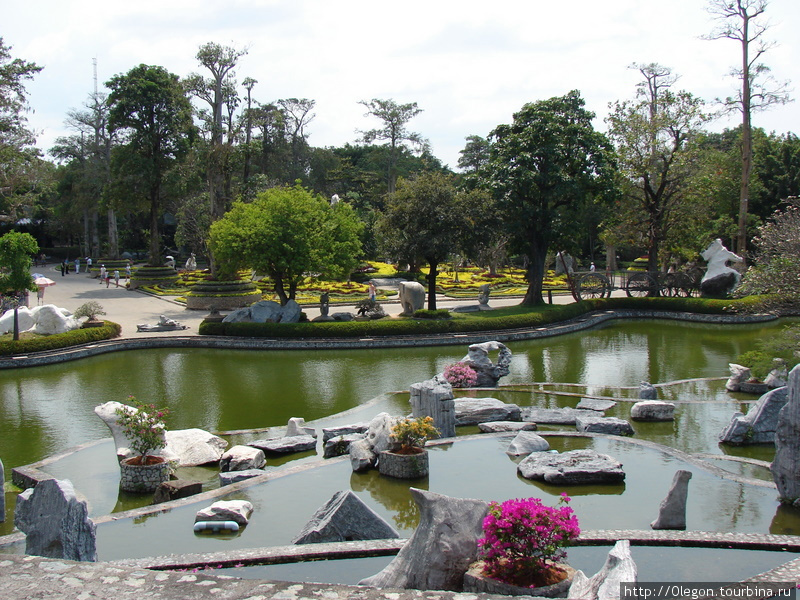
[1, 317, 798, 581]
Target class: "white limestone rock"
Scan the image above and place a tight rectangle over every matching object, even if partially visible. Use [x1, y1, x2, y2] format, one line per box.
[575, 415, 635, 436]
[568, 539, 637, 600]
[518, 449, 626, 485]
[478, 421, 538, 433]
[249, 435, 316, 454]
[720, 386, 789, 444]
[505, 430, 550, 456]
[650, 470, 692, 530]
[195, 500, 254, 525]
[726, 364, 751, 392]
[0, 306, 35, 334]
[631, 401, 675, 422]
[219, 445, 266, 472]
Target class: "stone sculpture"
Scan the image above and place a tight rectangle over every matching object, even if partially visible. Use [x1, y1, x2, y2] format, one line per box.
[650, 470, 692, 530]
[478, 284, 490, 307]
[460, 340, 512, 387]
[719, 387, 788, 444]
[136, 315, 187, 332]
[555, 251, 576, 275]
[292, 490, 399, 544]
[319, 292, 330, 317]
[14, 478, 97, 561]
[726, 364, 752, 392]
[348, 413, 398, 472]
[398, 280, 425, 315]
[184, 253, 196, 270]
[699, 239, 743, 298]
[771, 365, 800, 504]
[568, 540, 637, 600]
[410, 375, 456, 438]
[358, 488, 489, 591]
[0, 305, 80, 335]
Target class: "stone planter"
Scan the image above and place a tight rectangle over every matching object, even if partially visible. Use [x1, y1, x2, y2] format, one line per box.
[378, 449, 429, 479]
[81, 319, 105, 328]
[463, 561, 575, 597]
[739, 381, 769, 394]
[119, 456, 171, 493]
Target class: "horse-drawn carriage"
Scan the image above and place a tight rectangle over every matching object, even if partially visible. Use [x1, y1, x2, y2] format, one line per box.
[569, 267, 705, 301]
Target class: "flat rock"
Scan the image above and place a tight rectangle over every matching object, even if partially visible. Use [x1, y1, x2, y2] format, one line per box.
[720, 387, 788, 444]
[14, 478, 97, 561]
[359, 488, 489, 591]
[576, 398, 617, 412]
[249, 434, 316, 454]
[575, 415, 635, 436]
[292, 490, 399, 544]
[219, 445, 266, 471]
[454, 397, 521, 426]
[324, 433, 365, 458]
[219, 469, 267, 487]
[518, 449, 626, 485]
[523, 407, 603, 425]
[195, 500, 254, 525]
[631, 401, 675, 422]
[322, 423, 369, 442]
[478, 421, 537, 433]
[505, 430, 550, 456]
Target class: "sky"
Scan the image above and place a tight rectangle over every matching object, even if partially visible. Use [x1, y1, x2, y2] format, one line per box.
[5, 0, 800, 171]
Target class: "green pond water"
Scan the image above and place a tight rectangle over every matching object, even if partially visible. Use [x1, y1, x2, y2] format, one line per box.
[1, 317, 799, 581]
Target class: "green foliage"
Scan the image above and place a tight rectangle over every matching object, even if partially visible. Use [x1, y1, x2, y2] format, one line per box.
[115, 396, 170, 460]
[413, 309, 451, 320]
[0, 231, 38, 294]
[737, 324, 800, 378]
[0, 321, 121, 356]
[209, 184, 363, 304]
[73, 301, 106, 320]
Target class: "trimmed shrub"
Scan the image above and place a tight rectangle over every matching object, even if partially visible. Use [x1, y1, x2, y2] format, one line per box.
[0, 321, 121, 356]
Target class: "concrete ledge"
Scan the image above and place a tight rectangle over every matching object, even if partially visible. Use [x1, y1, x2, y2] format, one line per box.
[0, 309, 778, 370]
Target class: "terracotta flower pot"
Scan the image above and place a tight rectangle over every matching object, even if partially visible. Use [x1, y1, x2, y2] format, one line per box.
[378, 448, 429, 479]
[119, 455, 171, 493]
[463, 561, 575, 597]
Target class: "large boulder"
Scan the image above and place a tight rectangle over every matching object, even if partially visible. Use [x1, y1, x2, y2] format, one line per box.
[505, 430, 550, 456]
[410, 376, 455, 438]
[719, 387, 788, 444]
[292, 490, 399, 544]
[249, 434, 316, 454]
[347, 413, 399, 472]
[223, 300, 302, 324]
[195, 500, 253, 526]
[650, 470, 692, 530]
[766, 358, 789, 389]
[518, 449, 626, 485]
[0, 306, 35, 334]
[639, 382, 658, 400]
[771, 365, 800, 504]
[94, 402, 228, 466]
[27, 305, 81, 335]
[459, 341, 512, 387]
[358, 489, 489, 591]
[322, 423, 369, 442]
[219, 445, 266, 472]
[349, 438, 377, 472]
[726, 364, 752, 392]
[14, 478, 96, 562]
[323, 433, 365, 458]
[568, 540, 637, 600]
[478, 421, 538, 433]
[454, 397, 521, 426]
[631, 401, 675, 422]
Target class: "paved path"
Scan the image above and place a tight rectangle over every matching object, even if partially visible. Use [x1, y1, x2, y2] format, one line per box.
[29, 264, 578, 339]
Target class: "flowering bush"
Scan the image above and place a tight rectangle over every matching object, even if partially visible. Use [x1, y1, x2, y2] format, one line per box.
[443, 362, 478, 388]
[390, 416, 440, 453]
[115, 396, 170, 462]
[477, 494, 580, 587]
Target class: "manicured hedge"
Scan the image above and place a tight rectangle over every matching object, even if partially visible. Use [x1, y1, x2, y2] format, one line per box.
[198, 297, 762, 339]
[0, 321, 122, 356]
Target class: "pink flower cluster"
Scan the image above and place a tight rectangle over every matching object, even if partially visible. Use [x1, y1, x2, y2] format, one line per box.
[443, 362, 478, 388]
[476, 495, 580, 586]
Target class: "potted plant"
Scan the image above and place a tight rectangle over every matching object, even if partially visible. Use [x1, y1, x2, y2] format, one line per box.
[115, 396, 172, 493]
[465, 494, 580, 596]
[378, 416, 439, 479]
[443, 362, 478, 388]
[74, 301, 106, 328]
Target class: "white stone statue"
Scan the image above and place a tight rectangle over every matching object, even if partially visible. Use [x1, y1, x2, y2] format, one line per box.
[185, 253, 196, 270]
[699, 239, 744, 297]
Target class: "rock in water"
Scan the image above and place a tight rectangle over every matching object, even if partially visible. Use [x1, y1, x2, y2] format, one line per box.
[719, 387, 788, 445]
[14, 478, 97, 561]
[650, 470, 692, 530]
[410, 376, 455, 438]
[292, 490, 398, 544]
[771, 365, 800, 504]
[358, 489, 489, 591]
[568, 539, 637, 600]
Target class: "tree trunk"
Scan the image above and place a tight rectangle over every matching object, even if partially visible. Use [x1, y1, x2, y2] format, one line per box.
[149, 188, 161, 266]
[605, 244, 617, 272]
[107, 208, 119, 259]
[90, 209, 100, 257]
[521, 242, 547, 305]
[426, 260, 438, 311]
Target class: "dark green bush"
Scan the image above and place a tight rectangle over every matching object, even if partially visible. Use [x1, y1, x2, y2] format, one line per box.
[0, 321, 121, 356]
[413, 309, 451, 320]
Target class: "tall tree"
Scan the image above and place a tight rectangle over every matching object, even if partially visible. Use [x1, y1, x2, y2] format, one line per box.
[208, 184, 363, 304]
[358, 99, 427, 194]
[705, 0, 792, 257]
[605, 64, 711, 273]
[0, 38, 43, 221]
[377, 172, 463, 310]
[484, 91, 616, 305]
[107, 64, 194, 265]
[0, 230, 37, 340]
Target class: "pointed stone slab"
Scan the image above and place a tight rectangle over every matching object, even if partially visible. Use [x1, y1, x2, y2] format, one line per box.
[292, 490, 399, 544]
[650, 469, 692, 530]
[358, 488, 489, 591]
[568, 539, 637, 600]
[14, 478, 97, 561]
[771, 365, 800, 504]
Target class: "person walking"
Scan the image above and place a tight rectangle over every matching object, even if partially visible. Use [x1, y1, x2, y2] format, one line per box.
[75, 257, 80, 274]
[60, 260, 66, 277]
[86, 257, 92, 273]
[114, 270, 120, 288]
[125, 263, 132, 281]
[368, 281, 377, 301]
[99, 265, 107, 284]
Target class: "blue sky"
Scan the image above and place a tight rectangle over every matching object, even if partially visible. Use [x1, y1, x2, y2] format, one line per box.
[6, 0, 800, 170]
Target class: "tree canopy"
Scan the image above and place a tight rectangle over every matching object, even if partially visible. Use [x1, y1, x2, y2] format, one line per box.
[484, 90, 617, 305]
[208, 185, 363, 304]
